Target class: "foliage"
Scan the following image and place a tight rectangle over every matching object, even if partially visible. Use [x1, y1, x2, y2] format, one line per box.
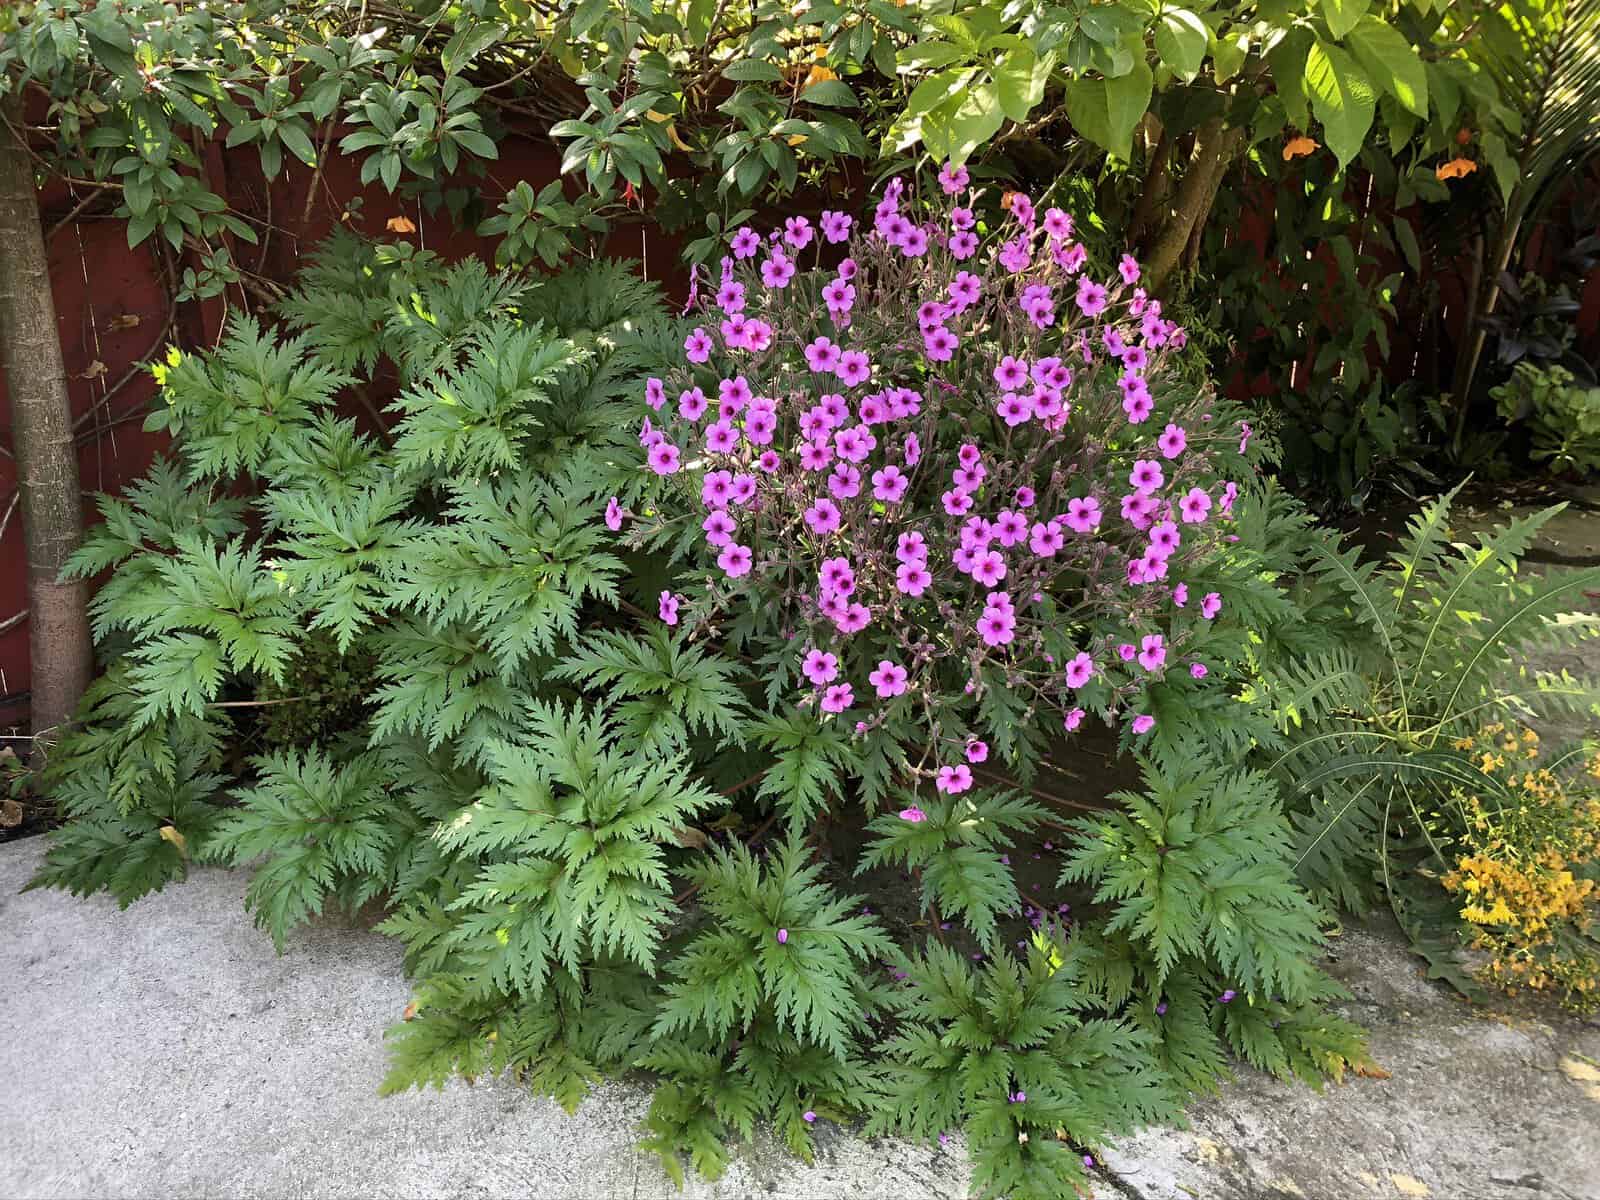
[1438, 725, 1600, 1012]
[1259, 485, 1600, 986]
[26, 187, 1379, 1200]
[1492, 362, 1600, 477]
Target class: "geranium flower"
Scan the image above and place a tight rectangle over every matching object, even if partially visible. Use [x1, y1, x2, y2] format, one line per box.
[895, 561, 932, 596]
[761, 253, 796, 288]
[684, 328, 712, 363]
[1065, 497, 1101, 533]
[1063, 707, 1085, 731]
[898, 805, 926, 823]
[604, 496, 624, 532]
[658, 590, 680, 626]
[1029, 520, 1065, 557]
[938, 160, 970, 194]
[1179, 487, 1212, 524]
[828, 463, 862, 499]
[1138, 635, 1166, 672]
[1118, 254, 1141, 285]
[717, 542, 753, 577]
[836, 350, 872, 387]
[702, 510, 736, 547]
[936, 764, 974, 794]
[871, 660, 909, 698]
[1157, 423, 1187, 459]
[647, 442, 681, 474]
[805, 336, 843, 373]
[1191, 662, 1208, 679]
[1065, 652, 1095, 688]
[1200, 592, 1222, 619]
[820, 210, 852, 242]
[1129, 460, 1164, 493]
[784, 216, 813, 248]
[924, 326, 957, 361]
[804, 497, 841, 535]
[678, 387, 708, 421]
[966, 740, 989, 763]
[871, 466, 909, 502]
[1076, 277, 1108, 316]
[821, 683, 854, 713]
[802, 649, 840, 686]
[1131, 714, 1156, 734]
[730, 227, 760, 258]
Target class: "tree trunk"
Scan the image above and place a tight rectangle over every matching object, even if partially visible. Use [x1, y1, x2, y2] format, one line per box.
[0, 92, 93, 762]
[1142, 120, 1244, 295]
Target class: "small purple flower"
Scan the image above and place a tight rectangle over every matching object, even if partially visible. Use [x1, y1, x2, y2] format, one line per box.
[1219, 989, 1237, 1003]
[776, 928, 788, 944]
[802, 1110, 816, 1124]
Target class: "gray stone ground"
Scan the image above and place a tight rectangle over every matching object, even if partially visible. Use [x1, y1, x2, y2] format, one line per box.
[5, 837, 1599, 1200]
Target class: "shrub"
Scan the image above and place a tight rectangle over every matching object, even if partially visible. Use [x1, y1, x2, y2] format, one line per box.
[29, 184, 1372, 1200]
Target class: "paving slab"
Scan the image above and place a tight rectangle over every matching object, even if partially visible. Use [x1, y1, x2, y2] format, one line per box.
[5, 838, 1598, 1200]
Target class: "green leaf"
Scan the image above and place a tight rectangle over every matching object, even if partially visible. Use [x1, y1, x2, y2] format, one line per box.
[1319, 0, 1370, 40]
[1065, 57, 1152, 161]
[1154, 9, 1208, 82]
[722, 59, 783, 82]
[994, 48, 1053, 124]
[1304, 40, 1375, 170]
[799, 78, 858, 108]
[1345, 19, 1427, 119]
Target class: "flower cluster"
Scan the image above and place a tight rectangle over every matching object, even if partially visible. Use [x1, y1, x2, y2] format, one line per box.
[1440, 725, 1600, 1010]
[619, 171, 1247, 787]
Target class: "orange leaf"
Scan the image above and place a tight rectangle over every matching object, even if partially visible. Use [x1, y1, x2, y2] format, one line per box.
[804, 64, 837, 89]
[385, 215, 417, 233]
[1282, 135, 1319, 161]
[1436, 157, 1478, 181]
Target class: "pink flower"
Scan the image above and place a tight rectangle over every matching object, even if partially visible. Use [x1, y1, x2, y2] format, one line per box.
[604, 496, 624, 532]
[1123, 389, 1154, 424]
[834, 424, 875, 463]
[949, 230, 978, 259]
[1238, 421, 1254, 454]
[923, 326, 957, 361]
[802, 649, 840, 686]
[1117, 643, 1136, 662]
[1063, 707, 1086, 731]
[716, 279, 745, 314]
[1190, 662, 1208, 679]
[761, 253, 796, 288]
[645, 377, 666, 410]
[1172, 582, 1188, 607]
[938, 160, 970, 194]
[1043, 208, 1072, 238]
[994, 355, 1030, 390]
[775, 927, 788, 943]
[950, 205, 975, 230]
[899, 226, 929, 257]
[805, 336, 843, 373]
[1221, 481, 1239, 515]
[658, 591, 680, 626]
[1076, 277, 1108, 316]
[965, 740, 989, 764]
[702, 510, 737, 547]
[823, 276, 855, 313]
[1129, 460, 1164, 494]
[1014, 486, 1036, 508]
[976, 609, 1015, 647]
[904, 433, 921, 466]
[1065, 652, 1095, 688]
[898, 805, 926, 823]
[799, 440, 833, 472]
[948, 271, 982, 310]
[993, 510, 1028, 548]
[895, 561, 932, 596]
[744, 407, 776, 445]
[678, 387, 708, 422]
[871, 659, 909, 698]
[684, 328, 713, 363]
[828, 463, 862, 499]
[1179, 487, 1212, 524]
[730, 227, 760, 258]
[819, 556, 855, 596]
[717, 543, 753, 577]
[648, 442, 681, 475]
[835, 602, 871, 634]
[1118, 253, 1141, 285]
[1065, 497, 1101, 533]
[757, 449, 781, 473]
[1029, 520, 1064, 557]
[704, 421, 738, 454]
[973, 550, 1007, 588]
[997, 393, 1031, 427]
[871, 466, 909, 502]
[1121, 491, 1157, 529]
[942, 489, 973, 517]
[820, 210, 852, 242]
[1148, 521, 1180, 558]
[1131, 714, 1156, 735]
[1158, 423, 1187, 459]
[836, 350, 871, 387]
[784, 215, 813, 248]
[936, 764, 974, 794]
[1200, 592, 1222, 619]
[1138, 635, 1167, 672]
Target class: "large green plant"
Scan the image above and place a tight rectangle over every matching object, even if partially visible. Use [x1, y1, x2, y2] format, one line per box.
[26, 226, 1373, 1199]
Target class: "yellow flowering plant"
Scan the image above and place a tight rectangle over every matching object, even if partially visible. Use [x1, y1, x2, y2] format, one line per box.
[1439, 725, 1600, 1012]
